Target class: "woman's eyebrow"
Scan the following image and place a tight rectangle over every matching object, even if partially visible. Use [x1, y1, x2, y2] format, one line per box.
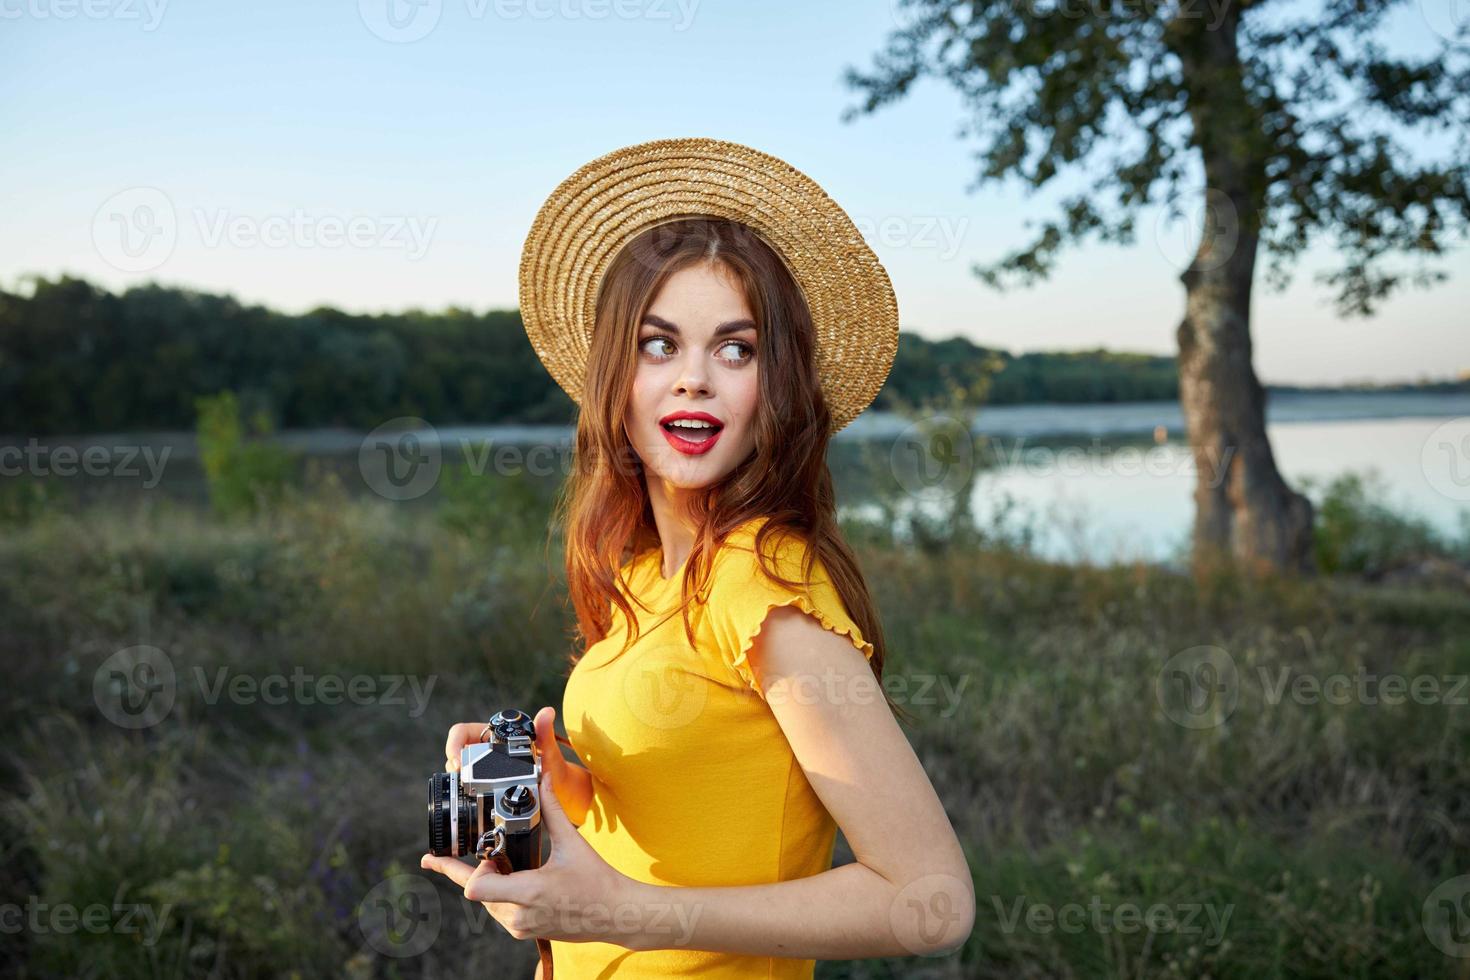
[642, 313, 757, 337]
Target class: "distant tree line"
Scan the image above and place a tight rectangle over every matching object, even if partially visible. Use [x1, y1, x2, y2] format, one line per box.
[0, 276, 1458, 436]
[2, 276, 569, 436]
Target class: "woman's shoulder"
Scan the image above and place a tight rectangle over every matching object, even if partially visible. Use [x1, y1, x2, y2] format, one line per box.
[704, 516, 874, 687]
[713, 515, 827, 587]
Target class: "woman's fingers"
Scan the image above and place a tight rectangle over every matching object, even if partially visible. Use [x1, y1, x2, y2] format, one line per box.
[421, 853, 474, 888]
[461, 858, 536, 905]
[449, 711, 560, 774]
[444, 721, 485, 772]
[533, 706, 564, 776]
[422, 852, 535, 936]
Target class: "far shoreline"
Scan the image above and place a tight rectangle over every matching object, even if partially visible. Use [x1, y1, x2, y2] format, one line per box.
[5, 389, 1467, 455]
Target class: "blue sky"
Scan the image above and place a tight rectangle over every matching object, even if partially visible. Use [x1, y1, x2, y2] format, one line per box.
[2, 0, 1464, 385]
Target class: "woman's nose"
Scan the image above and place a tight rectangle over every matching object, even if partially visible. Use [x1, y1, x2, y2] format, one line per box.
[673, 359, 711, 397]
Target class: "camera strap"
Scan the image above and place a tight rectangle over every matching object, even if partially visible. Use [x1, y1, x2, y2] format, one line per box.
[480, 729, 573, 980]
[482, 831, 556, 980]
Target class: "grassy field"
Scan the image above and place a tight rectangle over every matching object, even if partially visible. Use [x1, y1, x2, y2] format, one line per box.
[3, 466, 1469, 978]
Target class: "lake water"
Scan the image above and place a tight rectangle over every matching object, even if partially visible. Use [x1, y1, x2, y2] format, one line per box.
[7, 391, 1468, 566]
[962, 414, 1469, 564]
[828, 392, 1470, 565]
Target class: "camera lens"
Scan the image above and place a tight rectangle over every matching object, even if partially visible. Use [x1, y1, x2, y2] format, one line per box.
[427, 772, 478, 856]
[427, 773, 454, 856]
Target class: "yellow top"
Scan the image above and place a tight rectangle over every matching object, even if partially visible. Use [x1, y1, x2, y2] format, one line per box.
[551, 515, 875, 978]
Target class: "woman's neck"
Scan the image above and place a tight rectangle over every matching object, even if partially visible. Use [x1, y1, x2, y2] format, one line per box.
[646, 478, 698, 581]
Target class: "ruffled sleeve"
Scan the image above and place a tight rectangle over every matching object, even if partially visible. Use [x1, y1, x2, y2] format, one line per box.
[705, 521, 875, 699]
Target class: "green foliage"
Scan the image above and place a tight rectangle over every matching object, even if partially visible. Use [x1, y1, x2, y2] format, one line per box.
[6, 717, 351, 978]
[195, 391, 294, 518]
[3, 478, 1468, 977]
[852, 350, 1048, 557]
[968, 822, 1437, 978]
[437, 449, 551, 550]
[142, 859, 338, 975]
[2, 277, 1200, 438]
[0, 476, 60, 526]
[878, 334, 1181, 411]
[1303, 468, 1468, 576]
[986, 348, 1180, 405]
[0, 276, 576, 436]
[845, 0, 1470, 317]
[5, 277, 1465, 436]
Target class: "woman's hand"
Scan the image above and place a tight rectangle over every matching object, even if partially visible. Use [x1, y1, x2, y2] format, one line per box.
[444, 707, 593, 826]
[420, 767, 637, 946]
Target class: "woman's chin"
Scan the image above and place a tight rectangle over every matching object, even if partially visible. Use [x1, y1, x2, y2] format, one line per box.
[646, 455, 730, 491]
[654, 471, 723, 492]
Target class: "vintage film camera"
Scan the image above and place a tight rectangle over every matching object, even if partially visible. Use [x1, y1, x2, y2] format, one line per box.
[426, 708, 543, 870]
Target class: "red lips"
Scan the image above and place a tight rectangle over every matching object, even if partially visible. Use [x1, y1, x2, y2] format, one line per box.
[659, 410, 724, 456]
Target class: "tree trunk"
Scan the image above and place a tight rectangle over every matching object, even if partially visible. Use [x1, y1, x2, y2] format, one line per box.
[1176, 193, 1315, 577]
[1172, 8, 1316, 578]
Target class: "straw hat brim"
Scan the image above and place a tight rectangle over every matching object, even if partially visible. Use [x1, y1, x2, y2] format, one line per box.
[517, 137, 899, 434]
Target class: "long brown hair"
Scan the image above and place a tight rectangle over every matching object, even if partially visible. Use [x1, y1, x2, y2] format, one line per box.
[547, 216, 899, 716]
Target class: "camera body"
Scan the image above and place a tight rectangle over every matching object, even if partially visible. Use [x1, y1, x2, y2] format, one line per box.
[427, 708, 543, 870]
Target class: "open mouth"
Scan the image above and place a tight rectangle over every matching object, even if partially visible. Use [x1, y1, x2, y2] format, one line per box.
[660, 416, 724, 455]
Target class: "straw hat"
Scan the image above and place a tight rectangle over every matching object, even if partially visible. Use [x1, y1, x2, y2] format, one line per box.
[517, 136, 900, 434]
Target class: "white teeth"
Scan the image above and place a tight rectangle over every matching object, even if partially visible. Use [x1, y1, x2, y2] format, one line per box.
[666, 419, 716, 429]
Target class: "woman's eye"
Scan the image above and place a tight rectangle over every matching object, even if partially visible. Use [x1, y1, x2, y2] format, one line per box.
[717, 340, 754, 364]
[640, 335, 753, 365]
[640, 336, 675, 359]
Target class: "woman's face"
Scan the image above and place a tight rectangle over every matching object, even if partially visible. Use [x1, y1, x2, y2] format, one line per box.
[625, 260, 760, 493]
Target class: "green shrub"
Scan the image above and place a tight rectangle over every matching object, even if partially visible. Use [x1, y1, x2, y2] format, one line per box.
[5, 716, 349, 978]
[5, 486, 1470, 979]
[964, 821, 1438, 979]
[195, 391, 295, 518]
[1304, 469, 1465, 576]
[0, 477, 61, 526]
[436, 449, 551, 550]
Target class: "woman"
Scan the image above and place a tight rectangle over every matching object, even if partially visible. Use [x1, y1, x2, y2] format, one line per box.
[422, 137, 975, 978]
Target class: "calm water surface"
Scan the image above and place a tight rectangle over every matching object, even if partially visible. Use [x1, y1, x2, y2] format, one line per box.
[7, 391, 1467, 566]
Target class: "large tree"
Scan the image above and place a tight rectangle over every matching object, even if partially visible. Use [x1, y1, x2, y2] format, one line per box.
[843, 0, 1469, 575]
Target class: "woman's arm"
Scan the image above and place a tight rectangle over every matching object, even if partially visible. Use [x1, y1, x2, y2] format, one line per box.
[611, 605, 975, 958]
[428, 613, 972, 959]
